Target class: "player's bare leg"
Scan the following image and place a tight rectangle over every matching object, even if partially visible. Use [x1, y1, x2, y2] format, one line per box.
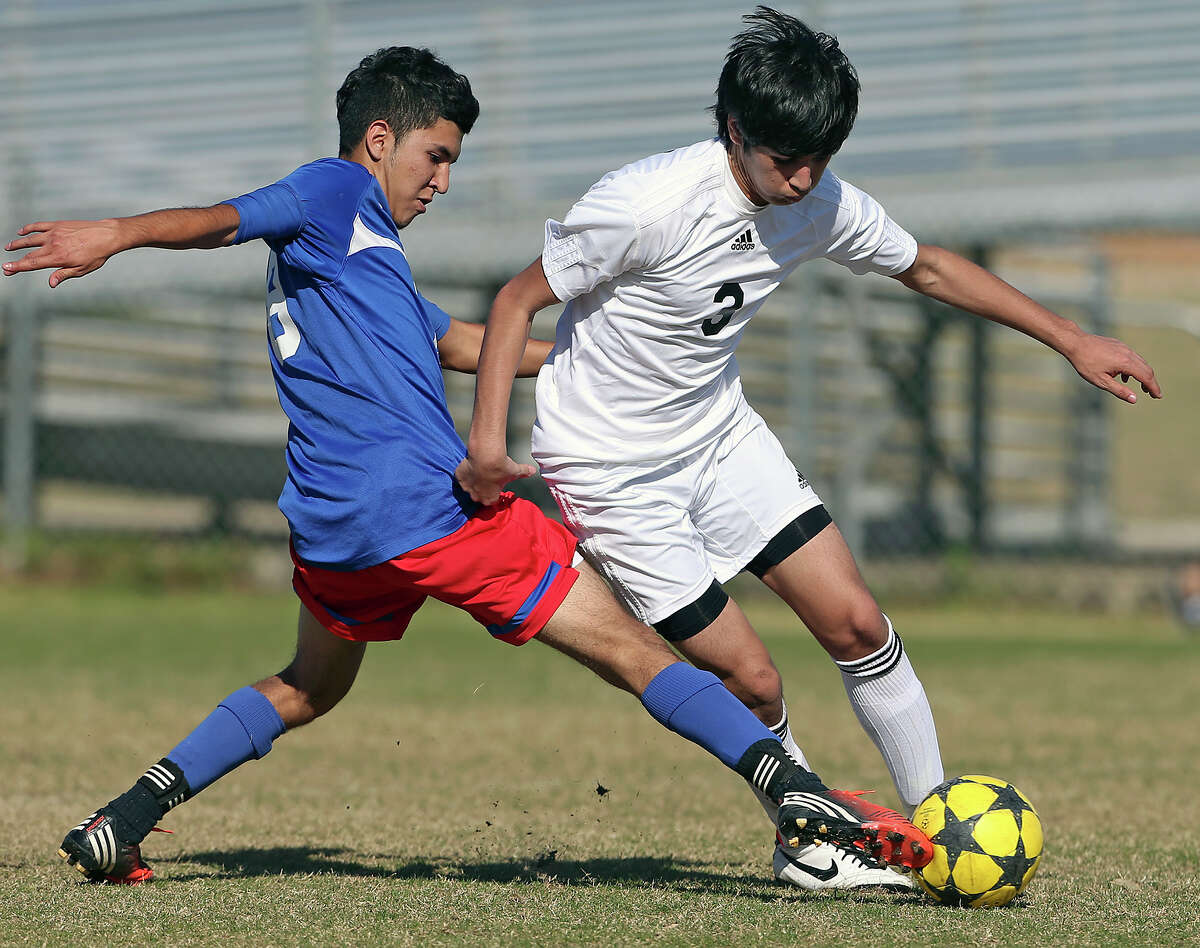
[535, 561, 687, 694]
[758, 521, 886, 659]
[760, 522, 944, 812]
[671, 597, 786, 725]
[59, 605, 364, 883]
[255, 605, 368, 728]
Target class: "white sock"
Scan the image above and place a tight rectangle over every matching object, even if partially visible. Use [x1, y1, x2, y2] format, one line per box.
[749, 700, 811, 835]
[836, 615, 944, 812]
[770, 702, 810, 771]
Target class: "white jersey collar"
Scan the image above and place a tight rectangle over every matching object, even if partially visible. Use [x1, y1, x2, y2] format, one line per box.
[720, 145, 768, 216]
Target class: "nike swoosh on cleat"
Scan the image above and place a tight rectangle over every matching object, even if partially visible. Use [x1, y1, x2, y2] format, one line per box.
[780, 852, 839, 882]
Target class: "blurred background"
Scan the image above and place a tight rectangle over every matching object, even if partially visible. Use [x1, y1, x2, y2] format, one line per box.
[2, 0, 1198, 619]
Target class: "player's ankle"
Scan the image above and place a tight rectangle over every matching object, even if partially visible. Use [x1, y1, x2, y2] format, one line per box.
[734, 738, 826, 803]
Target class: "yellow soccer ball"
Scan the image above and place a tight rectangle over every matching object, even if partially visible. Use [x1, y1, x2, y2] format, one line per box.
[911, 775, 1044, 908]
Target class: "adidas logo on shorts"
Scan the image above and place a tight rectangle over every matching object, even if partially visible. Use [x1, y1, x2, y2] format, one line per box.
[730, 228, 755, 251]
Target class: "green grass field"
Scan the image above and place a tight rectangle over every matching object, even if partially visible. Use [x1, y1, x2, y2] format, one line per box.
[1, 586, 1196, 946]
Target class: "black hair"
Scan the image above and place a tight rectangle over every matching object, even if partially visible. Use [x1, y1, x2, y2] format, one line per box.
[335, 46, 480, 156]
[713, 7, 859, 159]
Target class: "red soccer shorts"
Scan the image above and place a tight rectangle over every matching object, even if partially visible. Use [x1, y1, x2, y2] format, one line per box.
[291, 493, 579, 645]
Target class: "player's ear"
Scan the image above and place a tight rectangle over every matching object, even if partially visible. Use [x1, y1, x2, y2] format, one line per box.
[362, 120, 393, 162]
[727, 116, 744, 148]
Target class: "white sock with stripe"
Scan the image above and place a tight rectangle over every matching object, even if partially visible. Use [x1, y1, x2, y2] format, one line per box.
[836, 615, 943, 812]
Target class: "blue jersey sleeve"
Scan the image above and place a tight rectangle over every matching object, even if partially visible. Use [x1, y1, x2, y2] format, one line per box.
[225, 181, 305, 245]
[420, 294, 452, 339]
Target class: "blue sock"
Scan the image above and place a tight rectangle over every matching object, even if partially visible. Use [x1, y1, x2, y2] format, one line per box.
[640, 662, 781, 768]
[166, 686, 286, 795]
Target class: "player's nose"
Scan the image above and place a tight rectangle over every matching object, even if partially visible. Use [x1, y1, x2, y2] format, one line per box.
[789, 165, 815, 193]
[432, 165, 450, 194]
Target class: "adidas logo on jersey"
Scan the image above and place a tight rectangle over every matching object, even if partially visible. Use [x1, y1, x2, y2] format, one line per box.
[730, 228, 755, 251]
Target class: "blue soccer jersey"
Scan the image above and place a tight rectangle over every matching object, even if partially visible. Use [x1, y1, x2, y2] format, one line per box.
[225, 158, 474, 568]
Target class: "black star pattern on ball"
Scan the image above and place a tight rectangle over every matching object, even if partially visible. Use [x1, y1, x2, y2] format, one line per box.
[995, 831, 1039, 890]
[988, 783, 1040, 890]
[931, 804, 989, 871]
[986, 783, 1036, 824]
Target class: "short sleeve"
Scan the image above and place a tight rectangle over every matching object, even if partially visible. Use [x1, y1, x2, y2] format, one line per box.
[420, 293, 452, 339]
[822, 179, 918, 277]
[224, 181, 305, 245]
[541, 182, 643, 302]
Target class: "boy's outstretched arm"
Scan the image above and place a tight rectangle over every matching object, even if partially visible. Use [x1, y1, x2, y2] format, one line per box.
[456, 258, 559, 505]
[3, 205, 241, 287]
[437, 317, 552, 377]
[893, 243, 1162, 404]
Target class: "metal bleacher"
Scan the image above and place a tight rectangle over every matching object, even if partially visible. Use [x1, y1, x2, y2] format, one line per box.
[6, 0, 1200, 278]
[3, 0, 1199, 549]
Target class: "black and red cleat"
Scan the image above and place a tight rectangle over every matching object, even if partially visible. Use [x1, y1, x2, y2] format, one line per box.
[776, 789, 933, 870]
[824, 789, 933, 869]
[57, 811, 161, 885]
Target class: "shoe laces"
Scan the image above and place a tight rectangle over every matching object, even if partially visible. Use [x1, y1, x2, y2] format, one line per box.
[836, 843, 883, 870]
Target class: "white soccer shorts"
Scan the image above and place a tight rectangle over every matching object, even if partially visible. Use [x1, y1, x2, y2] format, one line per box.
[540, 410, 824, 626]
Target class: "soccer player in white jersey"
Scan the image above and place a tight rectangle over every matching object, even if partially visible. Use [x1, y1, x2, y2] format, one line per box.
[457, 7, 1161, 891]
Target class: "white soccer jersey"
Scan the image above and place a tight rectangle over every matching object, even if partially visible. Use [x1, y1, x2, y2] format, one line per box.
[533, 137, 917, 464]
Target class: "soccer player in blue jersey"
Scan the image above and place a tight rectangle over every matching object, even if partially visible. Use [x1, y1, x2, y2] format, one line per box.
[5, 46, 930, 886]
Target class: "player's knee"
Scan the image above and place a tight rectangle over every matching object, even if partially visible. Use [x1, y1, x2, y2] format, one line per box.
[276, 667, 350, 725]
[821, 599, 888, 661]
[728, 662, 783, 715]
[301, 685, 344, 721]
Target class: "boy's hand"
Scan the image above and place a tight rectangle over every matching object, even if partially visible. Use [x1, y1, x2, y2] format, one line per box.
[455, 452, 535, 506]
[1063, 332, 1162, 404]
[4, 219, 125, 287]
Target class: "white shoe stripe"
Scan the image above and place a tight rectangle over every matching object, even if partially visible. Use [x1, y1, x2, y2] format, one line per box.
[103, 825, 118, 872]
[92, 824, 113, 872]
[810, 802, 850, 820]
[88, 833, 104, 868]
[781, 792, 857, 822]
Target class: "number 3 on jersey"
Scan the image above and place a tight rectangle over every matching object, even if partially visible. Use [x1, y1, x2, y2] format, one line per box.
[702, 281, 744, 336]
[267, 252, 302, 361]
